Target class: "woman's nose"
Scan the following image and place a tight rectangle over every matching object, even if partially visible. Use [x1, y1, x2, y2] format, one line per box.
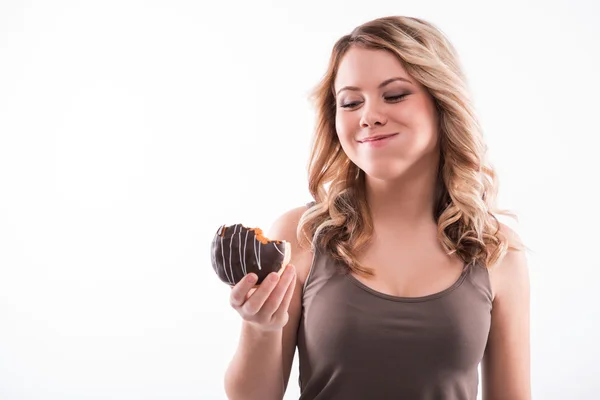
[359, 102, 388, 128]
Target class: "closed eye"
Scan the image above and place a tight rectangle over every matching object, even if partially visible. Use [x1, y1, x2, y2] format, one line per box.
[340, 101, 361, 109]
[340, 93, 409, 109]
[386, 94, 409, 102]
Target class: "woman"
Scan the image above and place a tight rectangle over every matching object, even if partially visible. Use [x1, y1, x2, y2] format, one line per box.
[224, 16, 530, 400]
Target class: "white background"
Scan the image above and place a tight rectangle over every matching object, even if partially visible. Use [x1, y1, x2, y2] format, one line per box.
[1, 0, 599, 399]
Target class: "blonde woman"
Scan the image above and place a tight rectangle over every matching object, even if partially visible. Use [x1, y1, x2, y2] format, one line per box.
[224, 16, 530, 400]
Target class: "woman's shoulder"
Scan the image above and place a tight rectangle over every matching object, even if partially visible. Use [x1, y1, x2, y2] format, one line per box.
[488, 222, 529, 301]
[266, 203, 315, 285]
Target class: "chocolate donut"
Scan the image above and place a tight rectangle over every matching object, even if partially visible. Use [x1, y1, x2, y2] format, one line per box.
[211, 223, 291, 286]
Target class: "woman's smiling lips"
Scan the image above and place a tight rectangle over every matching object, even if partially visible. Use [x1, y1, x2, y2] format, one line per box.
[357, 133, 399, 147]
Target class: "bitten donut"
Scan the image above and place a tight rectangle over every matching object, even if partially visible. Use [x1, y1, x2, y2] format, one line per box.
[210, 223, 291, 287]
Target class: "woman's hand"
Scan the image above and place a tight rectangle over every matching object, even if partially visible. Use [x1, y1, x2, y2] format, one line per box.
[229, 264, 297, 332]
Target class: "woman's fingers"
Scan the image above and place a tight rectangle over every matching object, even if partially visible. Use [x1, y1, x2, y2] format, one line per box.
[229, 273, 258, 309]
[241, 272, 281, 315]
[228, 264, 297, 330]
[271, 266, 297, 323]
[258, 265, 296, 317]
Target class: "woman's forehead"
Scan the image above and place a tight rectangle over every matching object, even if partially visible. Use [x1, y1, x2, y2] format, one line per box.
[334, 47, 412, 90]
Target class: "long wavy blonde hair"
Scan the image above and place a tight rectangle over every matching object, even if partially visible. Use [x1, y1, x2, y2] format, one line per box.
[297, 16, 521, 277]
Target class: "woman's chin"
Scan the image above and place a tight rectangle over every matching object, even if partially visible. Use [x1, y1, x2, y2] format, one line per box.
[361, 166, 406, 182]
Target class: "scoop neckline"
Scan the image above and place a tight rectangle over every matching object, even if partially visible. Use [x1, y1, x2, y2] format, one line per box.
[344, 262, 471, 303]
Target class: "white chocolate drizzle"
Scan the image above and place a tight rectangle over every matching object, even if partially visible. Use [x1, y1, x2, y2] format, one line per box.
[253, 235, 262, 270]
[229, 225, 237, 283]
[220, 225, 232, 284]
[273, 243, 285, 256]
[242, 229, 249, 275]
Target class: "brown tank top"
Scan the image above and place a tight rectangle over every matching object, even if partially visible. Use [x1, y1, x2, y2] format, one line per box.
[296, 242, 493, 399]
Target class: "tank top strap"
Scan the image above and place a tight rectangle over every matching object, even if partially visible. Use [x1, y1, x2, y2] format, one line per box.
[465, 260, 494, 304]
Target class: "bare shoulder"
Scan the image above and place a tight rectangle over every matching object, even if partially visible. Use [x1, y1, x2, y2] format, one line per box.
[488, 222, 530, 302]
[482, 222, 531, 399]
[267, 205, 314, 287]
[267, 204, 315, 392]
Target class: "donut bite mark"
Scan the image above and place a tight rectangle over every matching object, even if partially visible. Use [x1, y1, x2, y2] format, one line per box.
[210, 223, 292, 287]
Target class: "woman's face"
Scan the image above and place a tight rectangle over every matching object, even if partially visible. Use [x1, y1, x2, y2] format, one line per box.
[334, 46, 440, 182]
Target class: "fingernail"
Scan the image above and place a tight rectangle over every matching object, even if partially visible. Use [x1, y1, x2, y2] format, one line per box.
[247, 274, 257, 284]
[269, 273, 279, 282]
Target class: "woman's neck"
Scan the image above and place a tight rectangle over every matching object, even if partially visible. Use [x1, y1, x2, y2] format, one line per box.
[365, 156, 439, 232]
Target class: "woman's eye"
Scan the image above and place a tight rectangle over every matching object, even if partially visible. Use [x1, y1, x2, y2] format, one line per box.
[340, 101, 360, 109]
[340, 94, 409, 109]
[385, 94, 408, 102]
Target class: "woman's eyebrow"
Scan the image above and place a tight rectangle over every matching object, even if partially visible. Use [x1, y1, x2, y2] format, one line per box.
[336, 76, 413, 96]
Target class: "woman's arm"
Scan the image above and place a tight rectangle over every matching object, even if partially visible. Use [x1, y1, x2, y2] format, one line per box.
[482, 225, 531, 400]
[224, 206, 312, 400]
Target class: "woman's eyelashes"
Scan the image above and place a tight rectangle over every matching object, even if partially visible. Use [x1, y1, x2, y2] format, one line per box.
[339, 93, 410, 109]
[386, 93, 409, 102]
